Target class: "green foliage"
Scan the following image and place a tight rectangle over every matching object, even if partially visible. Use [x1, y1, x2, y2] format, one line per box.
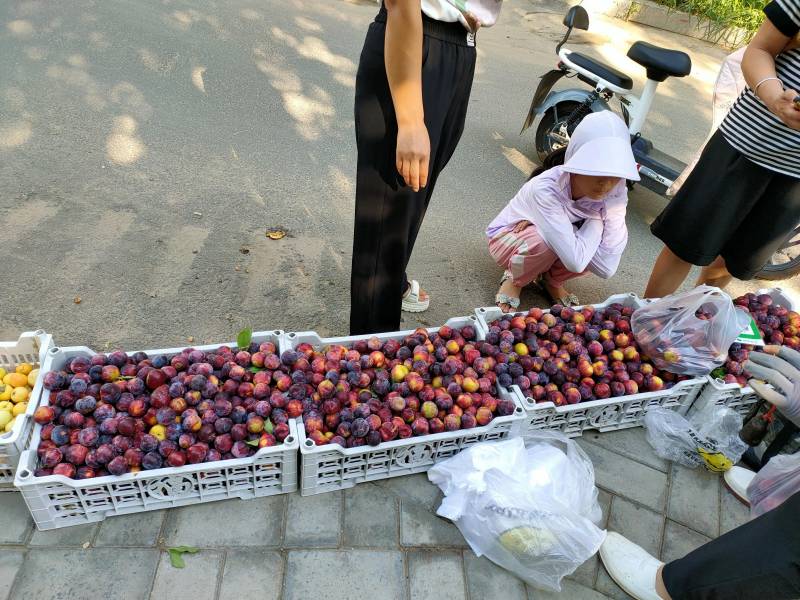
[168, 546, 199, 568]
[651, 0, 765, 34]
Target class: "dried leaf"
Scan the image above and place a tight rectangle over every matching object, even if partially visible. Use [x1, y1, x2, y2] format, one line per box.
[239, 246, 250, 254]
[266, 228, 286, 240]
[187, 336, 194, 343]
[73, 297, 82, 304]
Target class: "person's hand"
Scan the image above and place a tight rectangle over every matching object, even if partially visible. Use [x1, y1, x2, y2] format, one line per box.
[512, 220, 531, 233]
[761, 85, 800, 130]
[464, 11, 481, 33]
[396, 121, 430, 192]
[744, 345, 800, 426]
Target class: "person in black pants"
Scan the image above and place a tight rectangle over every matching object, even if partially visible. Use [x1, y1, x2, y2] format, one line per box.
[349, 1, 502, 335]
[599, 347, 800, 600]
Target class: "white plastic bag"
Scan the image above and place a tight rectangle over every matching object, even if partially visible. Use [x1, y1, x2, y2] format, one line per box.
[746, 452, 800, 518]
[643, 405, 747, 471]
[427, 433, 606, 591]
[632, 285, 751, 376]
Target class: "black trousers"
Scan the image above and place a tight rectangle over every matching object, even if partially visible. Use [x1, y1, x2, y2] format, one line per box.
[349, 8, 476, 335]
[663, 490, 800, 599]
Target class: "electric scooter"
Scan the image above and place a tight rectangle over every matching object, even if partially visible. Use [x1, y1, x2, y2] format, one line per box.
[522, 5, 800, 280]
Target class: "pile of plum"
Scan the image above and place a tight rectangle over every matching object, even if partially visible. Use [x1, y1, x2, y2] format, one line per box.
[33, 342, 291, 479]
[485, 302, 691, 406]
[714, 293, 800, 385]
[282, 324, 517, 447]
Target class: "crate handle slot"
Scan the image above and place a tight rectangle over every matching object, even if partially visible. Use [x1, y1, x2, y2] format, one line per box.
[18, 469, 30, 479]
[304, 439, 314, 448]
[285, 436, 294, 444]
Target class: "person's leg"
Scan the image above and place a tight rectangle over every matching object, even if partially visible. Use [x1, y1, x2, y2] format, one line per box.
[647, 131, 772, 299]
[721, 172, 800, 282]
[350, 22, 443, 335]
[545, 259, 588, 302]
[696, 255, 733, 289]
[661, 490, 800, 599]
[644, 246, 693, 298]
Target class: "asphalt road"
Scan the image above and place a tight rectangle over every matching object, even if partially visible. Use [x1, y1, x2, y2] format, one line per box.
[1, 0, 795, 349]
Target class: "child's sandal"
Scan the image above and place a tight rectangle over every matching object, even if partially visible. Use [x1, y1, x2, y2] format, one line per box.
[401, 280, 430, 313]
[496, 271, 520, 312]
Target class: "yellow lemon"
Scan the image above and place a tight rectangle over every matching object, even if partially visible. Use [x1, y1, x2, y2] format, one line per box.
[27, 369, 39, 388]
[0, 368, 5, 380]
[0, 402, 12, 412]
[10, 387, 29, 404]
[4, 419, 15, 432]
[0, 386, 10, 402]
[0, 411, 13, 428]
[6, 373, 27, 389]
[12, 402, 26, 417]
[15, 363, 33, 376]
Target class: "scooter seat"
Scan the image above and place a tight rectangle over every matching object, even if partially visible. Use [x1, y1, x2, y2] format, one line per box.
[567, 52, 634, 90]
[627, 41, 691, 82]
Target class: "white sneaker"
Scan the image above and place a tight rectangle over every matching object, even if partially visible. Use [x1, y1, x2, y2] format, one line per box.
[599, 532, 664, 600]
[724, 465, 755, 505]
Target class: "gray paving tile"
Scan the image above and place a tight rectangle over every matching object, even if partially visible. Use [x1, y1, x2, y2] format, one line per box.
[595, 564, 634, 600]
[400, 499, 467, 547]
[529, 578, 613, 599]
[0, 494, 32, 544]
[375, 473, 441, 509]
[12, 548, 158, 599]
[584, 429, 669, 472]
[661, 519, 712, 564]
[667, 465, 720, 538]
[464, 551, 528, 600]
[218, 549, 283, 600]
[284, 550, 404, 600]
[163, 496, 284, 548]
[607, 497, 664, 555]
[597, 489, 612, 528]
[343, 484, 398, 547]
[28, 522, 97, 547]
[409, 551, 466, 600]
[0, 550, 24, 600]
[719, 486, 750, 535]
[150, 548, 223, 600]
[284, 491, 341, 547]
[579, 441, 668, 511]
[94, 511, 165, 547]
[569, 555, 600, 589]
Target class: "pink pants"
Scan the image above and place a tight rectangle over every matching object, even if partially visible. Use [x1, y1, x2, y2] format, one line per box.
[488, 225, 586, 287]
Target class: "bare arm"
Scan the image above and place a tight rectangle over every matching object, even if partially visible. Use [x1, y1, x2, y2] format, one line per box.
[385, 0, 430, 192]
[743, 18, 800, 129]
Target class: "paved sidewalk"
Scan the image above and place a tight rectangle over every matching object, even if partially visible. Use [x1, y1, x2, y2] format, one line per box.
[0, 427, 749, 600]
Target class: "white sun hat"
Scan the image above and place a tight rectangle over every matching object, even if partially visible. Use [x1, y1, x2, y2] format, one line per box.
[562, 111, 640, 181]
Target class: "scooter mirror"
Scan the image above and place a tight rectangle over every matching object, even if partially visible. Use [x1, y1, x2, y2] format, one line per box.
[563, 5, 590, 30]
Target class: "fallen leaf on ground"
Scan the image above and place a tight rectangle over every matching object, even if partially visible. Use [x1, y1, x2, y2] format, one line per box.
[266, 227, 286, 240]
[73, 297, 81, 304]
[168, 546, 199, 568]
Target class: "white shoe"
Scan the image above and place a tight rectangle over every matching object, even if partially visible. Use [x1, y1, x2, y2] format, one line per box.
[599, 532, 663, 600]
[724, 465, 755, 505]
[401, 280, 429, 313]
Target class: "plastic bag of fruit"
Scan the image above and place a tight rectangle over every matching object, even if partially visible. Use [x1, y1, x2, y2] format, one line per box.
[746, 451, 800, 518]
[643, 405, 747, 471]
[428, 433, 606, 592]
[632, 285, 751, 376]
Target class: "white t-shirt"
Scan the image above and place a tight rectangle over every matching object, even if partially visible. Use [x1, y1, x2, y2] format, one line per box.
[421, 0, 503, 28]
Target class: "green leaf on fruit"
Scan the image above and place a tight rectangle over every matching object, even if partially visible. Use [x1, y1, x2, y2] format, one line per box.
[237, 328, 253, 350]
[264, 420, 274, 434]
[248, 366, 264, 373]
[710, 367, 726, 379]
[168, 546, 199, 568]
[246, 438, 261, 447]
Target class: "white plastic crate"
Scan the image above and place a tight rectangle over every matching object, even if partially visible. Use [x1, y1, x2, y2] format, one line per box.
[691, 288, 798, 419]
[0, 331, 52, 487]
[475, 294, 706, 438]
[282, 317, 526, 495]
[14, 332, 299, 530]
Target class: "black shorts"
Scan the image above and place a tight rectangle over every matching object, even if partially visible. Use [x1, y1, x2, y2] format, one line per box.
[651, 130, 800, 280]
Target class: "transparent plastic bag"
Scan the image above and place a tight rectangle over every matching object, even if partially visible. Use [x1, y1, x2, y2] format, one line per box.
[428, 433, 606, 591]
[747, 452, 800, 518]
[632, 285, 751, 375]
[643, 405, 747, 471]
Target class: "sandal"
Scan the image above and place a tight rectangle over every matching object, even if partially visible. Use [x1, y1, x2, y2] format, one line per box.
[495, 271, 521, 313]
[535, 275, 580, 307]
[402, 279, 430, 313]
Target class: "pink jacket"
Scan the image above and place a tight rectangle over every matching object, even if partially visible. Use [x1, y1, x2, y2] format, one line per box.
[486, 166, 628, 278]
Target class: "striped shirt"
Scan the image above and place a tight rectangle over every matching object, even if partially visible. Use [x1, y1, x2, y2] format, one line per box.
[719, 0, 800, 178]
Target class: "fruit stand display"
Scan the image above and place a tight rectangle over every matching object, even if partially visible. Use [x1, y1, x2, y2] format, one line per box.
[14, 332, 299, 530]
[476, 294, 707, 439]
[281, 317, 526, 496]
[0, 331, 52, 487]
[691, 288, 798, 418]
